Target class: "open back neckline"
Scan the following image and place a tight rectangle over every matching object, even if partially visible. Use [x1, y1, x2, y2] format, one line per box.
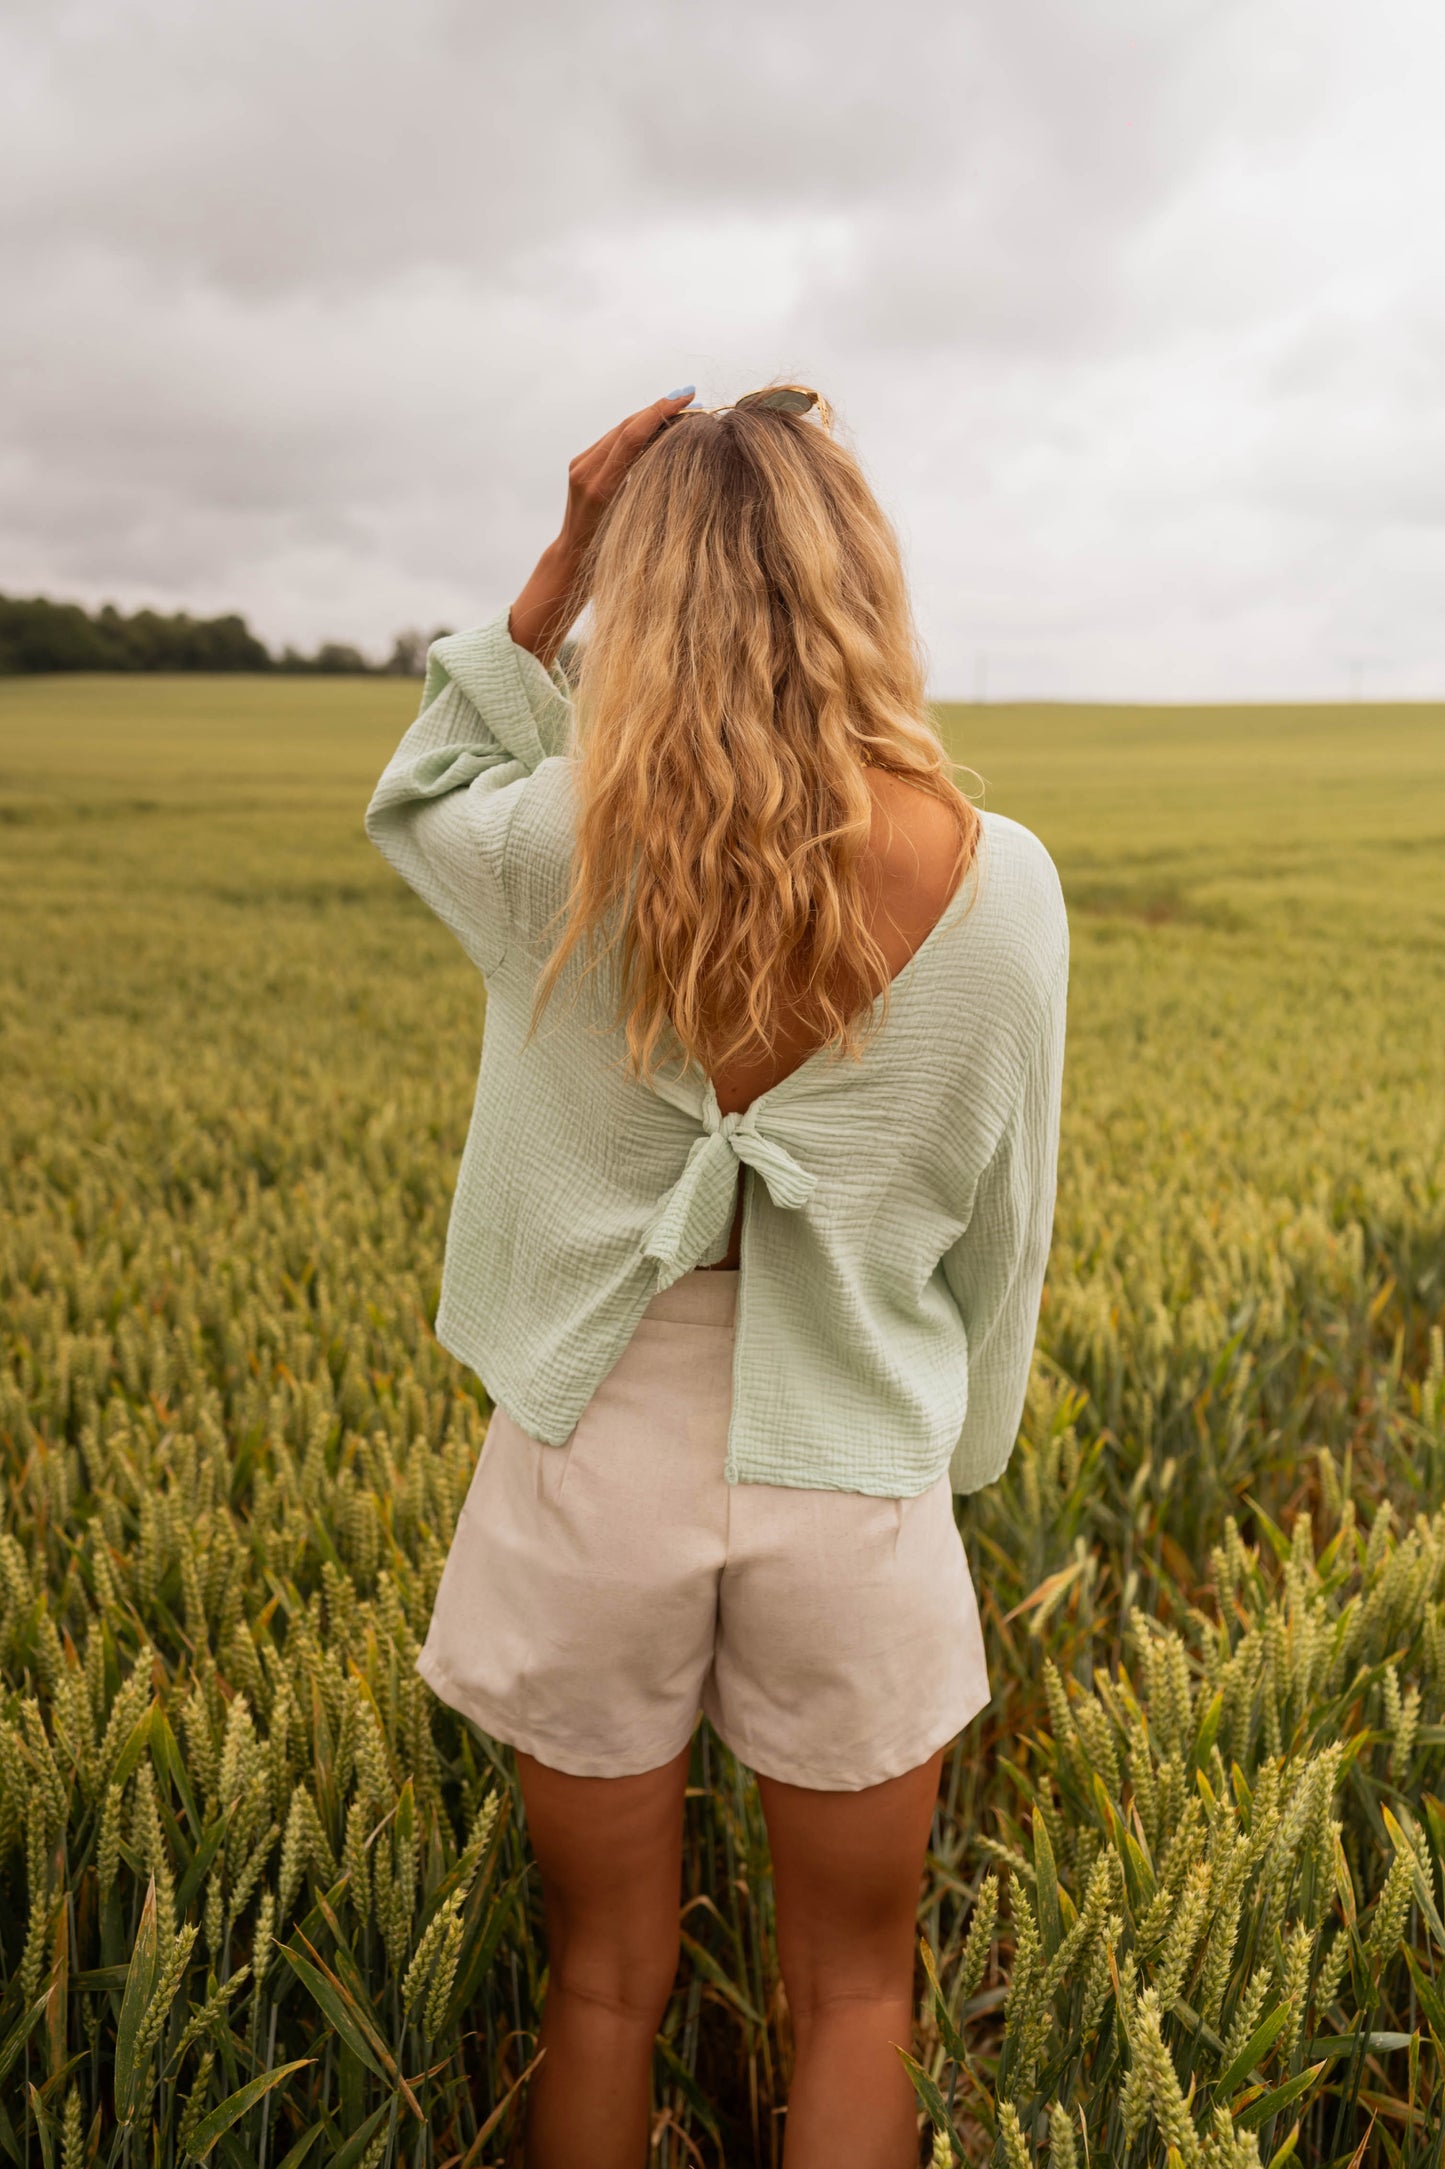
[682, 822, 986, 1123]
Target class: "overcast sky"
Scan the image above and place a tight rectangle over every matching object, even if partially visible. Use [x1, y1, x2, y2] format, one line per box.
[4, 0, 1442, 699]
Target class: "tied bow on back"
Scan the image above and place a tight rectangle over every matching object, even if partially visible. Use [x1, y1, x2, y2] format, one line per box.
[641, 1087, 817, 1291]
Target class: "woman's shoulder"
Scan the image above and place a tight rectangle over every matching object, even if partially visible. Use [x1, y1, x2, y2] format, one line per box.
[977, 807, 1060, 880]
[965, 811, 1069, 999]
[977, 811, 1065, 918]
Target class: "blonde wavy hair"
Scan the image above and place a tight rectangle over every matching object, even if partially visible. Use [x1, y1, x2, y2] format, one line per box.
[527, 384, 984, 1087]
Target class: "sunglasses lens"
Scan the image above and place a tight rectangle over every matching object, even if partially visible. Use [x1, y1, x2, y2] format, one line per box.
[742, 388, 817, 415]
[663, 388, 830, 429]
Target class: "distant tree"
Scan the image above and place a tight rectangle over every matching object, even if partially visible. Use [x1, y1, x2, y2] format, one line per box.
[0, 596, 115, 671]
[0, 592, 273, 673]
[384, 630, 427, 676]
[181, 612, 272, 671]
[310, 642, 370, 674]
[121, 609, 178, 669]
[0, 590, 437, 674]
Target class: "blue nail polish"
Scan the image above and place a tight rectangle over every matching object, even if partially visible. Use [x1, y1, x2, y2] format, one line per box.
[665, 385, 695, 399]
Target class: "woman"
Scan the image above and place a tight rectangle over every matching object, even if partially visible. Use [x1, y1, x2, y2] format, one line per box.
[364, 384, 1069, 2168]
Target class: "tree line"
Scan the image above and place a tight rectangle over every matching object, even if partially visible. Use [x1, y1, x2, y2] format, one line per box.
[0, 592, 449, 676]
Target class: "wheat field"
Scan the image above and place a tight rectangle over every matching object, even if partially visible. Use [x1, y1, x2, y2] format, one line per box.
[1, 671, 1443, 2166]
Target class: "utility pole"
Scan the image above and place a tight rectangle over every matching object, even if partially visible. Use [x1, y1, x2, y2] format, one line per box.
[973, 653, 989, 704]
[1341, 655, 1379, 702]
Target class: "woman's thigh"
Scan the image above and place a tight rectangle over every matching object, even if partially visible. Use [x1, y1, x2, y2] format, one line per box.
[515, 1740, 693, 2014]
[756, 1748, 945, 2023]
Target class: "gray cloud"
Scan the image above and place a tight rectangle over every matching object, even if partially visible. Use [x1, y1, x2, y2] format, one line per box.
[1, 0, 1441, 696]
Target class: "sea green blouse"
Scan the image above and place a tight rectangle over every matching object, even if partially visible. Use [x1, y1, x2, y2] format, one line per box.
[364, 612, 1069, 1498]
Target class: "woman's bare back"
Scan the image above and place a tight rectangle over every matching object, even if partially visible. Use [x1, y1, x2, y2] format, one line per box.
[701, 775, 969, 1269]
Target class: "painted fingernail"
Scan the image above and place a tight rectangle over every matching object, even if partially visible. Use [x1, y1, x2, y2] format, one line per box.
[665, 385, 695, 400]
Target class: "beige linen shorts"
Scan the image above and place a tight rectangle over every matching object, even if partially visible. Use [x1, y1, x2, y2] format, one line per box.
[417, 1266, 991, 1790]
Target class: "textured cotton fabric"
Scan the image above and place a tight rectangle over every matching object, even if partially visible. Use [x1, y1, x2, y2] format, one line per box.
[364, 610, 1069, 1499]
[416, 1265, 992, 1789]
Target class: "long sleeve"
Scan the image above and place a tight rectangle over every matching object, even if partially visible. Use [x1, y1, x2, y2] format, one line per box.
[363, 609, 576, 977]
[942, 945, 1069, 1495]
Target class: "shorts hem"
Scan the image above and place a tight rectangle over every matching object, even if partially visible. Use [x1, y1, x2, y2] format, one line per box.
[704, 1687, 992, 1793]
[416, 1650, 699, 1781]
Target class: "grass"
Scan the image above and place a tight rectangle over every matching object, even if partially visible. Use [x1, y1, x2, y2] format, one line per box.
[1, 670, 1442, 2166]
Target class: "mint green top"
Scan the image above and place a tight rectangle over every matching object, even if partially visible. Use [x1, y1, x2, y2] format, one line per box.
[364, 611, 1069, 1498]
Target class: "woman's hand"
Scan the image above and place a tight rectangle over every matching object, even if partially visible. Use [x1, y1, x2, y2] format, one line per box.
[508, 387, 695, 666]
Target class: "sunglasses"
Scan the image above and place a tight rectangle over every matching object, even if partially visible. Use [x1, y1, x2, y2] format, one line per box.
[664, 385, 834, 433]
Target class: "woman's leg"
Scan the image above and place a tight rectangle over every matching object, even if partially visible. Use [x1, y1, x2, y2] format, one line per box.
[513, 1740, 692, 2169]
[758, 1747, 944, 2169]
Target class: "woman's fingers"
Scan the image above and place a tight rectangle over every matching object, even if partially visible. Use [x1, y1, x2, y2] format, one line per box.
[614, 388, 696, 451]
[596, 392, 693, 493]
[576, 390, 694, 480]
[626, 388, 695, 441]
[560, 388, 696, 548]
